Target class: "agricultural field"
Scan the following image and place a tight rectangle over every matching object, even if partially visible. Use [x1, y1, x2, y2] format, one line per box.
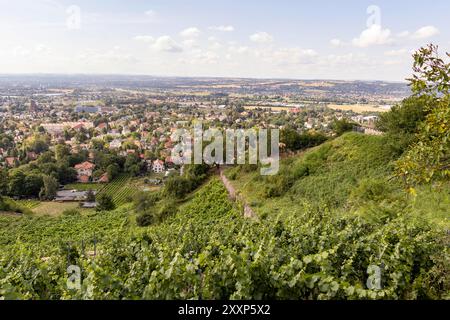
[95, 175, 137, 207]
[32, 202, 81, 216]
[327, 104, 391, 113]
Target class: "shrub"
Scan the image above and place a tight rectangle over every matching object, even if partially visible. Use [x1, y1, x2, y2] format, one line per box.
[156, 201, 177, 222]
[136, 211, 154, 227]
[96, 194, 115, 211]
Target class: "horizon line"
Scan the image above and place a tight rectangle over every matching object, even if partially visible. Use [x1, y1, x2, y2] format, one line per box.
[0, 73, 409, 84]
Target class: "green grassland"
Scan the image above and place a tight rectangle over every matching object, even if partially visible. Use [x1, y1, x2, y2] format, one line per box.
[226, 132, 449, 229]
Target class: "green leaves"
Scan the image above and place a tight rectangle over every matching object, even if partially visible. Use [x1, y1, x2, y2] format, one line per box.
[1, 179, 448, 300]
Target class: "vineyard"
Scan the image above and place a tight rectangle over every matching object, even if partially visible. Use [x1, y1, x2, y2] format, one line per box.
[96, 175, 137, 207]
[0, 134, 448, 300]
[0, 178, 448, 300]
[66, 174, 139, 207]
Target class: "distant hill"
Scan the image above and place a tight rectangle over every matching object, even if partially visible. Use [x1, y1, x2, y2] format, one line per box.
[0, 74, 410, 102]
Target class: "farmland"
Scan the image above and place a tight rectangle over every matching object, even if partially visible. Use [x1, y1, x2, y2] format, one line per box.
[327, 104, 391, 113]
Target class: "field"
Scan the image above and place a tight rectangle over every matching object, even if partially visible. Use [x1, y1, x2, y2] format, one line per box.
[95, 174, 163, 207]
[327, 104, 391, 113]
[6, 174, 164, 217]
[64, 183, 103, 191]
[244, 105, 291, 111]
[32, 202, 81, 216]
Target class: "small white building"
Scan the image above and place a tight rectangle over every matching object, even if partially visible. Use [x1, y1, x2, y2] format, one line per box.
[152, 160, 165, 173]
[109, 139, 122, 149]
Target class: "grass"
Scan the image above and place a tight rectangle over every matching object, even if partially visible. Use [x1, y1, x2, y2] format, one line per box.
[225, 132, 449, 229]
[32, 202, 81, 216]
[14, 199, 41, 209]
[64, 183, 103, 191]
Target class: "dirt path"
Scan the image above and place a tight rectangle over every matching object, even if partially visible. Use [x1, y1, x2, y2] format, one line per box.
[218, 167, 257, 219]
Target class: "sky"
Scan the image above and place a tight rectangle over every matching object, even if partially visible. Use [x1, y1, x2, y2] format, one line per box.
[0, 0, 449, 81]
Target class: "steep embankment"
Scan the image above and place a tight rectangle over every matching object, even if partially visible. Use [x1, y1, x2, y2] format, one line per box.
[225, 132, 449, 228]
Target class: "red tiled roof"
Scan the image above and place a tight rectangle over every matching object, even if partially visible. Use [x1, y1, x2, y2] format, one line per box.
[74, 161, 95, 170]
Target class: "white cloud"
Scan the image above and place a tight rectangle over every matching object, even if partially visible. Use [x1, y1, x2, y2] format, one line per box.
[228, 46, 249, 54]
[12, 46, 31, 57]
[133, 35, 154, 43]
[250, 32, 274, 44]
[384, 49, 408, 57]
[152, 36, 183, 53]
[182, 39, 199, 48]
[269, 48, 317, 65]
[330, 39, 343, 47]
[208, 25, 234, 32]
[397, 31, 410, 38]
[35, 44, 51, 55]
[352, 25, 393, 47]
[78, 47, 138, 65]
[412, 26, 439, 39]
[249, 47, 318, 67]
[180, 27, 201, 38]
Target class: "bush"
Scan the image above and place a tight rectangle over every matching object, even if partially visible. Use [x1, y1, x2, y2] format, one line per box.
[133, 191, 159, 213]
[0, 197, 32, 214]
[136, 211, 154, 227]
[96, 194, 115, 211]
[156, 201, 177, 221]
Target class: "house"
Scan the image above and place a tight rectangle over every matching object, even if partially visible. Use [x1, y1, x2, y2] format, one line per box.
[26, 151, 38, 160]
[152, 159, 165, 173]
[74, 161, 95, 182]
[96, 172, 109, 183]
[96, 123, 108, 131]
[5, 157, 19, 168]
[109, 139, 122, 149]
[165, 156, 175, 168]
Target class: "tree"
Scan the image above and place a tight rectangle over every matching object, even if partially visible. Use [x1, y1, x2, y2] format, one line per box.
[23, 174, 44, 198]
[163, 176, 191, 199]
[55, 144, 71, 161]
[96, 194, 115, 211]
[376, 96, 429, 155]
[124, 154, 142, 176]
[0, 169, 7, 196]
[106, 163, 120, 180]
[280, 128, 327, 151]
[331, 118, 355, 136]
[39, 175, 58, 200]
[86, 189, 96, 202]
[8, 170, 26, 197]
[377, 96, 429, 135]
[133, 191, 158, 213]
[396, 44, 450, 188]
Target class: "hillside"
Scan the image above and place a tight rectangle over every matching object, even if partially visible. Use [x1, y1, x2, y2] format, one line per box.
[226, 132, 449, 228]
[1, 133, 448, 299]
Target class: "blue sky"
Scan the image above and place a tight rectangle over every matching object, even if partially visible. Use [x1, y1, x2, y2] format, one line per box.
[0, 0, 448, 80]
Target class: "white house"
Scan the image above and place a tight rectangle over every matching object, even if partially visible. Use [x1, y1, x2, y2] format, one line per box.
[109, 139, 122, 149]
[152, 160, 165, 173]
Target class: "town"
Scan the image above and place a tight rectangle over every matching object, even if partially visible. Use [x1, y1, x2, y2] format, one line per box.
[0, 76, 407, 214]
